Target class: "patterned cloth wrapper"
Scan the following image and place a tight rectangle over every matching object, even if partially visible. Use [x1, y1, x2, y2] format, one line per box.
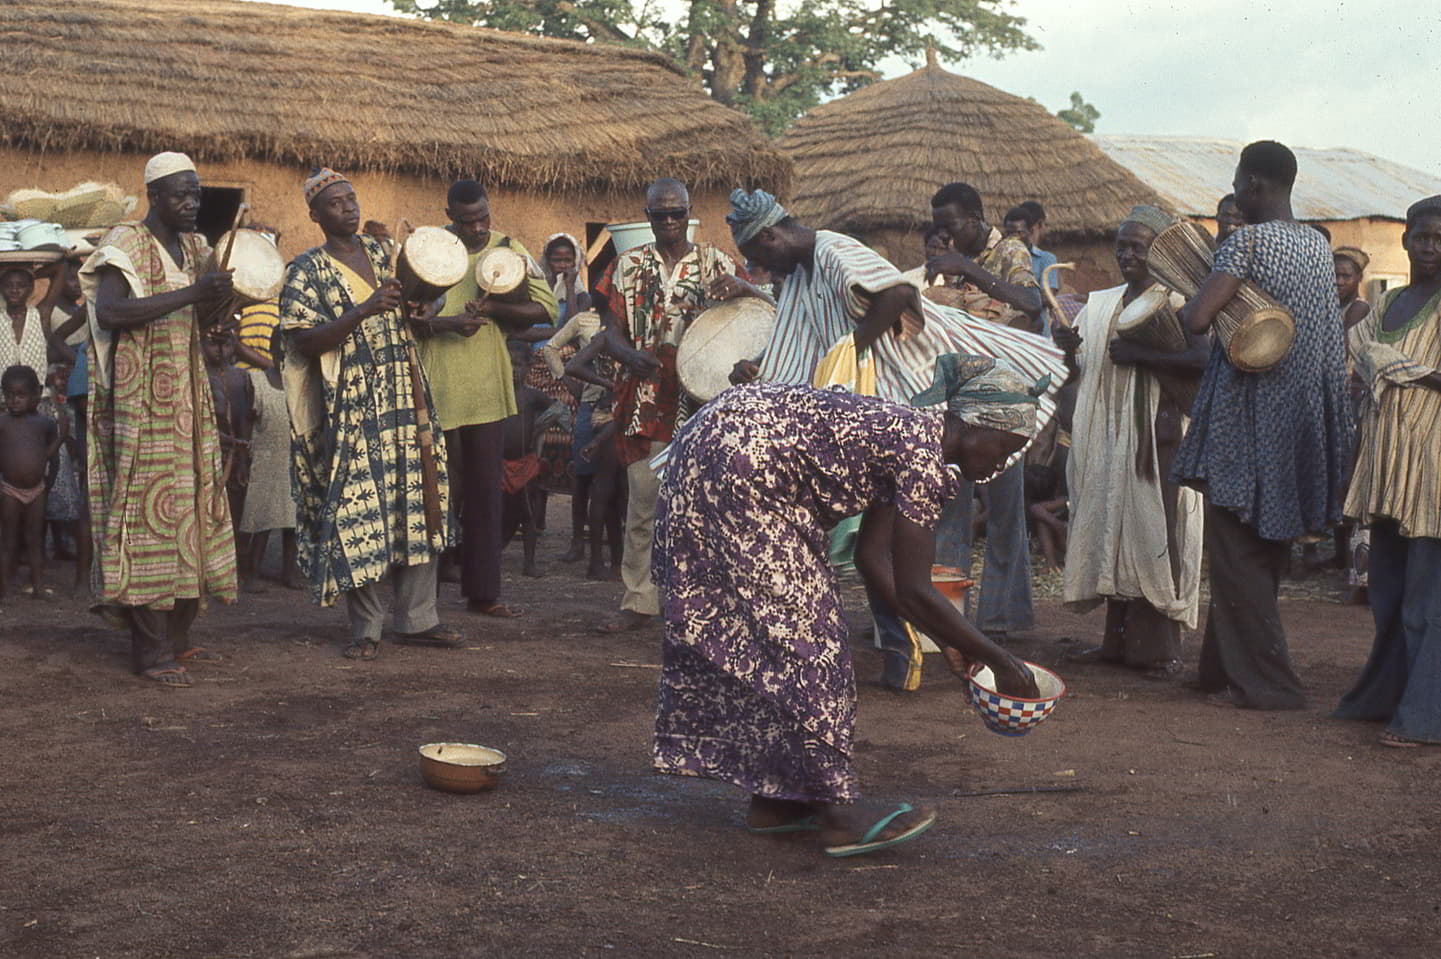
[910, 353, 1047, 439]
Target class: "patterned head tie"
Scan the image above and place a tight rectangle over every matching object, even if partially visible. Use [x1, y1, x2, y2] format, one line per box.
[727, 188, 788, 247]
[1333, 246, 1369, 272]
[911, 353, 1049, 439]
[303, 167, 352, 206]
[143, 151, 196, 185]
[1121, 204, 1176, 236]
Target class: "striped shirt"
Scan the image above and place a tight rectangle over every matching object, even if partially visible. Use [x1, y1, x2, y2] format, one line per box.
[236, 300, 279, 370]
[757, 230, 1066, 470]
[1344, 286, 1441, 540]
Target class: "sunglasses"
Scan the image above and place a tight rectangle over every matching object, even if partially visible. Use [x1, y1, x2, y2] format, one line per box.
[645, 208, 690, 222]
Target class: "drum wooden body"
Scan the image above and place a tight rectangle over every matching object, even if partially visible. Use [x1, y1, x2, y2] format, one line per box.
[211, 229, 284, 303]
[1147, 220, 1296, 373]
[1115, 287, 1198, 409]
[676, 297, 777, 401]
[396, 226, 468, 304]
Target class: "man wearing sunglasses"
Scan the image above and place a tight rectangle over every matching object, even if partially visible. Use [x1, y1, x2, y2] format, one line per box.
[591, 178, 765, 633]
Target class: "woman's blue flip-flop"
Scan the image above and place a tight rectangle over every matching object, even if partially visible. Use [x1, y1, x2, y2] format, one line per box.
[823, 802, 936, 858]
[747, 815, 822, 835]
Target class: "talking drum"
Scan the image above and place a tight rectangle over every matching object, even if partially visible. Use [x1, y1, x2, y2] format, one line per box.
[1116, 287, 1198, 409]
[474, 246, 530, 302]
[1147, 220, 1296, 373]
[210, 230, 285, 304]
[395, 226, 468, 304]
[676, 297, 777, 402]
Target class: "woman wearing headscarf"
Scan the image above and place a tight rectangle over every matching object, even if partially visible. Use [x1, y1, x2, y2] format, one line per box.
[652, 354, 1044, 858]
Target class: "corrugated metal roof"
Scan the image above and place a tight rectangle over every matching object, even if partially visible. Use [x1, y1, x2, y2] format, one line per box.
[1089, 135, 1441, 222]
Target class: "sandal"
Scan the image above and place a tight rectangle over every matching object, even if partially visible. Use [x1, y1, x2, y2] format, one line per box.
[343, 639, 381, 661]
[391, 624, 465, 647]
[1141, 659, 1184, 680]
[1379, 730, 1434, 749]
[467, 601, 523, 619]
[824, 803, 937, 858]
[140, 666, 193, 688]
[177, 647, 224, 665]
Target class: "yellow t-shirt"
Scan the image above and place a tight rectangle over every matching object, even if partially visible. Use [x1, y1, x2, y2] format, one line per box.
[416, 232, 557, 428]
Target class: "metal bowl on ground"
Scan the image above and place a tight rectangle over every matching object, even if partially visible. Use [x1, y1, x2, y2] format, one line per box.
[967, 662, 1066, 737]
[418, 742, 507, 793]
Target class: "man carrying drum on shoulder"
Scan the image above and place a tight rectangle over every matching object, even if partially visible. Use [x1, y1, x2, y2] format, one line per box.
[1172, 141, 1350, 710]
[414, 179, 556, 620]
[278, 167, 464, 661]
[1052, 205, 1210, 681]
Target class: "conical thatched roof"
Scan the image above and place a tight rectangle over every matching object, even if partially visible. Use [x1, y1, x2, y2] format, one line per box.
[0, 0, 788, 194]
[778, 63, 1162, 238]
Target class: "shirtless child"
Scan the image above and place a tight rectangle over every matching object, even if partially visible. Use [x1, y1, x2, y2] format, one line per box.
[503, 339, 569, 578]
[0, 365, 62, 600]
[202, 325, 254, 538]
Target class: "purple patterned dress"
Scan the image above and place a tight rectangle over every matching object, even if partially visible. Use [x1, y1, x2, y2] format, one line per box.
[652, 384, 962, 803]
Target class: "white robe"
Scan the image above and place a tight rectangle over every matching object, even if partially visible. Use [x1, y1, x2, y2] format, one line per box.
[1063, 284, 1203, 628]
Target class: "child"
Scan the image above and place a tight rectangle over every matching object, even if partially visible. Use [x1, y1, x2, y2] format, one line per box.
[564, 328, 626, 580]
[240, 328, 300, 592]
[38, 362, 88, 591]
[0, 365, 62, 599]
[503, 339, 570, 578]
[202, 325, 254, 537]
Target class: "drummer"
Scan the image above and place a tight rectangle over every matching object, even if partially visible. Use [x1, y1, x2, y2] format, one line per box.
[1173, 140, 1351, 710]
[414, 179, 556, 619]
[279, 167, 464, 660]
[722, 189, 1065, 691]
[590, 177, 762, 634]
[1052, 205, 1209, 679]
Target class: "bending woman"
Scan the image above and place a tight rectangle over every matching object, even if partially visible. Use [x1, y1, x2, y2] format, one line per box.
[653, 354, 1044, 858]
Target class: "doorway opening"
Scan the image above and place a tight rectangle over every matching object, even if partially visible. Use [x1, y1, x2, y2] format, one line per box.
[196, 186, 246, 245]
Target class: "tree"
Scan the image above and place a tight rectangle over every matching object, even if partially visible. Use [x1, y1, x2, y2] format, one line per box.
[389, 0, 1038, 134]
[1056, 91, 1100, 134]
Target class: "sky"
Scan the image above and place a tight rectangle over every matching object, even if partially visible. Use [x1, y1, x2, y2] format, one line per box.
[243, 0, 1440, 174]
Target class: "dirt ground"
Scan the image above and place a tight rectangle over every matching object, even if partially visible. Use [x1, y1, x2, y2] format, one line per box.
[3, 505, 1439, 959]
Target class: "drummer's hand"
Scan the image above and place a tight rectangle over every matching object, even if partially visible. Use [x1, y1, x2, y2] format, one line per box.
[709, 275, 748, 301]
[1107, 337, 1146, 367]
[405, 298, 439, 336]
[623, 349, 661, 377]
[925, 251, 976, 283]
[193, 270, 234, 304]
[579, 438, 600, 463]
[729, 359, 761, 385]
[361, 279, 403, 318]
[1052, 325, 1082, 355]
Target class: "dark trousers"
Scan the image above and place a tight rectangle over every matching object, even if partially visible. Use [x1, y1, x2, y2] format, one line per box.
[448, 422, 504, 604]
[128, 600, 199, 674]
[1334, 523, 1441, 741]
[1198, 503, 1307, 709]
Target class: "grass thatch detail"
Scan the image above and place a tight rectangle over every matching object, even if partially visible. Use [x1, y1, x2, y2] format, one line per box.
[777, 63, 1164, 239]
[0, 0, 790, 194]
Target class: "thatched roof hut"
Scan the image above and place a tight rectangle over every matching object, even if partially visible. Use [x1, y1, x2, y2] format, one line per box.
[0, 0, 787, 260]
[777, 60, 1164, 289]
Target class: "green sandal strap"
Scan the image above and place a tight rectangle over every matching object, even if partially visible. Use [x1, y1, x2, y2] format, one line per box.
[857, 802, 914, 846]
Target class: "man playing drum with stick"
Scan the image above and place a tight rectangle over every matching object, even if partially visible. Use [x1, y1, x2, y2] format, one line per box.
[1172, 140, 1350, 710]
[279, 168, 463, 661]
[1053, 205, 1210, 680]
[80, 151, 238, 688]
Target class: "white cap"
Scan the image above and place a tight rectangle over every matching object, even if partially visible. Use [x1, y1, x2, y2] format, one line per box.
[143, 151, 197, 185]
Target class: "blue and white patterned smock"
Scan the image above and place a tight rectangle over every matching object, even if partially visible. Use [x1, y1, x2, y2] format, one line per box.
[1172, 220, 1350, 541]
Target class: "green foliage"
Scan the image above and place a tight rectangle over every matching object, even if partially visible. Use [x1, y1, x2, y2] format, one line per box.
[1056, 91, 1100, 134]
[388, 0, 1038, 133]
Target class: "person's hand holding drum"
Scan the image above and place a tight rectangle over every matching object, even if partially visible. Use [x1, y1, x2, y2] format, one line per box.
[729, 359, 760, 385]
[360, 278, 402, 319]
[1107, 336, 1146, 367]
[192, 269, 235, 307]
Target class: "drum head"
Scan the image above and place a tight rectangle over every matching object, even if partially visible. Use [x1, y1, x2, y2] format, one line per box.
[1116, 288, 1187, 352]
[214, 230, 285, 302]
[1228, 307, 1295, 372]
[475, 247, 527, 294]
[677, 298, 777, 401]
[405, 226, 469, 287]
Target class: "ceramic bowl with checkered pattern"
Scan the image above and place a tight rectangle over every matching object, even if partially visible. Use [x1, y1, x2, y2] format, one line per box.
[967, 662, 1066, 736]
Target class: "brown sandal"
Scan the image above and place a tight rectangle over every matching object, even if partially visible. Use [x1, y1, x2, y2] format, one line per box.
[176, 647, 224, 665]
[140, 666, 193, 688]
